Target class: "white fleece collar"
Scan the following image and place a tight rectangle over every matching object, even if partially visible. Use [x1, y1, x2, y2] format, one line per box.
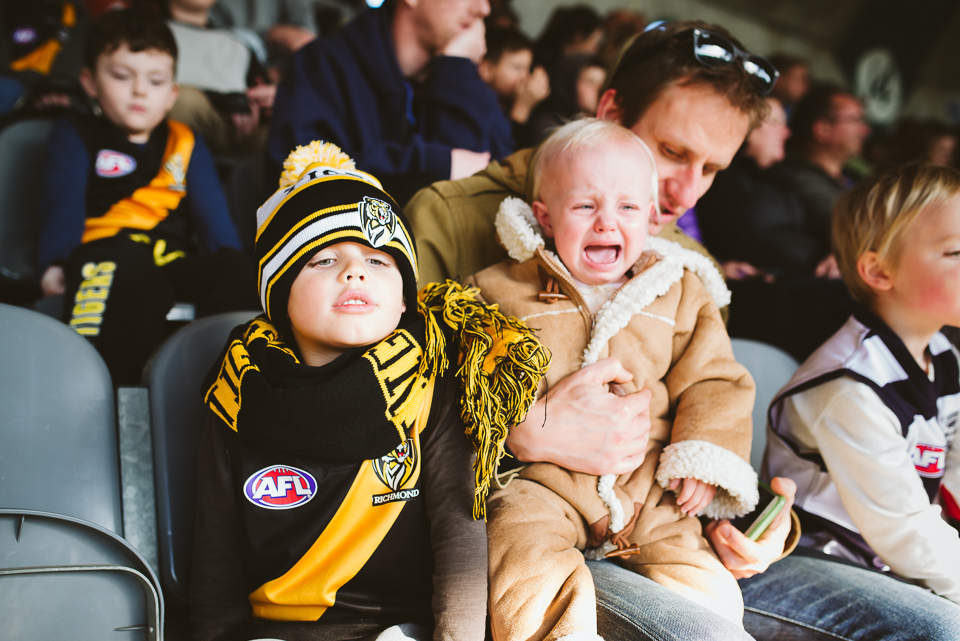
[495, 196, 731, 370]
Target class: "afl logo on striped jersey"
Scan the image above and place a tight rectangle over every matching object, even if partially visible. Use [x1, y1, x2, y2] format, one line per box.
[243, 465, 317, 510]
[95, 150, 137, 178]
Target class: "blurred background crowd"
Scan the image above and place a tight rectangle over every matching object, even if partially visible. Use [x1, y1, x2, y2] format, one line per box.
[1, 0, 960, 366]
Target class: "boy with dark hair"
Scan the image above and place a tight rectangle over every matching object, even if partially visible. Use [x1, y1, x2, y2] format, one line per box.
[478, 25, 549, 143]
[37, 8, 255, 385]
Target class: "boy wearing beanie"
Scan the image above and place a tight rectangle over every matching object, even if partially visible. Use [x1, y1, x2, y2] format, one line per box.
[190, 142, 549, 641]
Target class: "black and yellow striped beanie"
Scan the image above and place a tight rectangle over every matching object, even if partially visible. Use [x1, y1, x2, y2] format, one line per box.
[255, 142, 418, 323]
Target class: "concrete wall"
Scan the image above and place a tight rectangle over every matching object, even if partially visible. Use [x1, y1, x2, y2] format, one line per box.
[511, 0, 958, 123]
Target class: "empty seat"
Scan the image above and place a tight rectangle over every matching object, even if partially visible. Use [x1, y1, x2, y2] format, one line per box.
[0, 302, 165, 639]
[0, 302, 121, 533]
[731, 338, 800, 473]
[0, 508, 163, 641]
[0, 119, 56, 298]
[145, 310, 259, 604]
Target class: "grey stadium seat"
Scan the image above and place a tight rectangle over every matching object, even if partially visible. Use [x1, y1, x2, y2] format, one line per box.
[0, 508, 163, 641]
[145, 310, 259, 604]
[0, 119, 56, 294]
[0, 302, 121, 533]
[730, 338, 800, 473]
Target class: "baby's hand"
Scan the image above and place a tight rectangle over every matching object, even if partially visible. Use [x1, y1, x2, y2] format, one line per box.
[669, 477, 717, 516]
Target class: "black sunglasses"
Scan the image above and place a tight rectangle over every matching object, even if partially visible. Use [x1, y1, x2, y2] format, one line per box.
[643, 23, 779, 95]
[692, 29, 779, 95]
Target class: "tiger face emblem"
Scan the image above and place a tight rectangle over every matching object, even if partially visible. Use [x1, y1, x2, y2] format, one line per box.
[372, 438, 417, 491]
[164, 152, 186, 192]
[361, 196, 397, 247]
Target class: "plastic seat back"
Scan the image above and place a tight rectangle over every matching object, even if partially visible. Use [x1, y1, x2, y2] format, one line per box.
[0, 508, 163, 640]
[226, 153, 263, 254]
[731, 338, 800, 473]
[0, 303, 121, 533]
[146, 311, 258, 603]
[0, 119, 56, 291]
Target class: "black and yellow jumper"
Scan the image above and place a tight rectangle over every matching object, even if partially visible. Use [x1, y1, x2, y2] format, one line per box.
[190, 364, 488, 641]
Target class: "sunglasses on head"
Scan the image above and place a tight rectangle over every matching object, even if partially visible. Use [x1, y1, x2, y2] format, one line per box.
[643, 23, 779, 95]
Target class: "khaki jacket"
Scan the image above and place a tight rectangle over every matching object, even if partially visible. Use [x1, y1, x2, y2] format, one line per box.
[473, 198, 759, 524]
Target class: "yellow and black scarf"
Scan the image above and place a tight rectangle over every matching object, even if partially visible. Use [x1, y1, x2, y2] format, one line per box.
[204, 280, 550, 519]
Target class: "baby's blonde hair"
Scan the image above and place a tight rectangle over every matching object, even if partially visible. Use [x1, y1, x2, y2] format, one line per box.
[529, 118, 659, 219]
[833, 162, 960, 302]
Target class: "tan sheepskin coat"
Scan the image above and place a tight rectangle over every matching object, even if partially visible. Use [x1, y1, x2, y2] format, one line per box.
[472, 197, 759, 641]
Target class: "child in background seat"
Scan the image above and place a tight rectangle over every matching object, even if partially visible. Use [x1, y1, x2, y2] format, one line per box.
[36, 8, 255, 385]
[766, 163, 960, 604]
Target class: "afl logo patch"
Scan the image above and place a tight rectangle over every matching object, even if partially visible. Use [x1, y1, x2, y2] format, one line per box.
[243, 465, 317, 510]
[12, 28, 37, 45]
[95, 150, 137, 178]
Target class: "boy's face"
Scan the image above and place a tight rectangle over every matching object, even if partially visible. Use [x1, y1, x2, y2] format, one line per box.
[479, 48, 532, 100]
[80, 45, 178, 143]
[532, 140, 656, 286]
[287, 242, 406, 367]
[883, 194, 960, 328]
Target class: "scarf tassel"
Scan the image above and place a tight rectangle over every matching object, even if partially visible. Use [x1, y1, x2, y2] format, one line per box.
[419, 281, 551, 520]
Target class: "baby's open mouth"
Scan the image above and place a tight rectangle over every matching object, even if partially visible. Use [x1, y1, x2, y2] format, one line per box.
[584, 245, 621, 264]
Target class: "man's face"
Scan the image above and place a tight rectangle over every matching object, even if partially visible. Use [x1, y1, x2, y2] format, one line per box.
[412, 0, 490, 53]
[80, 45, 178, 144]
[479, 49, 531, 100]
[745, 97, 790, 169]
[532, 139, 656, 286]
[824, 94, 869, 160]
[597, 82, 751, 233]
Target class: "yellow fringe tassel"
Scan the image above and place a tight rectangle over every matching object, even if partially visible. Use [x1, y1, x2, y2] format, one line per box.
[418, 281, 551, 520]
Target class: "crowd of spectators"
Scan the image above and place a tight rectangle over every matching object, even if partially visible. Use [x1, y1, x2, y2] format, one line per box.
[4, 2, 960, 640]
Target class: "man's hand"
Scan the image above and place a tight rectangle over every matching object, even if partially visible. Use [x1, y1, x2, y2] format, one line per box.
[510, 66, 550, 125]
[450, 149, 490, 180]
[721, 261, 774, 283]
[247, 83, 277, 112]
[267, 24, 316, 53]
[815, 254, 841, 279]
[41, 265, 65, 297]
[669, 477, 717, 516]
[704, 476, 797, 579]
[507, 357, 653, 475]
[442, 19, 486, 64]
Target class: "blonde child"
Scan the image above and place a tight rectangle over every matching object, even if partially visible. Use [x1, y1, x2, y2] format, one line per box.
[472, 119, 762, 640]
[766, 162, 960, 603]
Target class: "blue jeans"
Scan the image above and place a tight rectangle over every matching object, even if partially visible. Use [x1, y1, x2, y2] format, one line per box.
[739, 554, 960, 640]
[590, 555, 960, 641]
[590, 560, 753, 640]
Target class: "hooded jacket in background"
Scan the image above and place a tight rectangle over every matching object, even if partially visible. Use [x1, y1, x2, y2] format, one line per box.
[266, 7, 513, 205]
[697, 154, 826, 277]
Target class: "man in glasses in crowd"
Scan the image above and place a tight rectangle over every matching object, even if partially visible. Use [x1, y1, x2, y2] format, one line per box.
[774, 83, 871, 281]
[407, 20, 960, 640]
